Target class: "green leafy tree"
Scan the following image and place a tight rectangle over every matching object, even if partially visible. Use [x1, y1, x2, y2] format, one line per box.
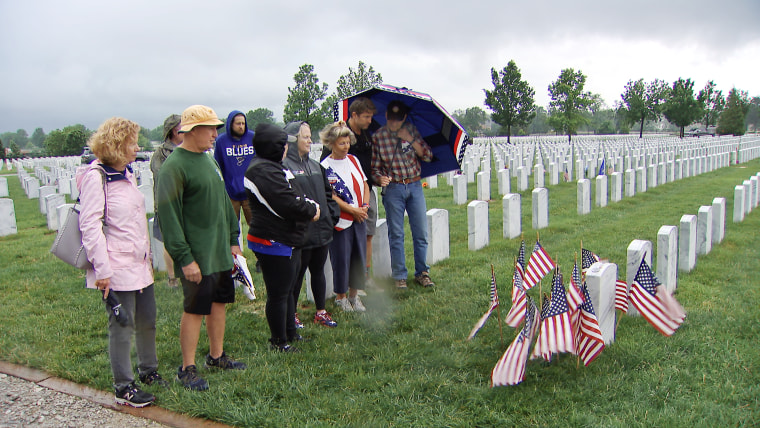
[453, 107, 488, 136]
[745, 96, 760, 132]
[621, 78, 669, 138]
[662, 78, 702, 138]
[283, 64, 330, 133]
[697, 80, 725, 130]
[483, 60, 536, 143]
[44, 124, 90, 156]
[138, 127, 152, 151]
[335, 61, 383, 100]
[246, 108, 275, 130]
[717, 88, 750, 136]
[30, 128, 46, 147]
[528, 106, 550, 134]
[9, 142, 22, 159]
[0, 137, 5, 161]
[547, 68, 595, 141]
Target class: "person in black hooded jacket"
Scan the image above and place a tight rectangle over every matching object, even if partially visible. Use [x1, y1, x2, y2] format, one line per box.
[282, 121, 340, 329]
[244, 124, 320, 352]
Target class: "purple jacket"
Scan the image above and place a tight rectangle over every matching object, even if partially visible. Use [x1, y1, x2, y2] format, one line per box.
[75, 163, 153, 291]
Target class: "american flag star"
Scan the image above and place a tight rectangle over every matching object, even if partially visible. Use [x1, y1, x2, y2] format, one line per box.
[630, 257, 684, 336]
[325, 166, 354, 204]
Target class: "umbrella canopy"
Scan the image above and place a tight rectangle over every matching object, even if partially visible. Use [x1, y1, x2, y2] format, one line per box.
[334, 84, 471, 178]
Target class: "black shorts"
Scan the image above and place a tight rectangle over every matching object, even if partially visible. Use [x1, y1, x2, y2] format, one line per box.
[181, 270, 235, 315]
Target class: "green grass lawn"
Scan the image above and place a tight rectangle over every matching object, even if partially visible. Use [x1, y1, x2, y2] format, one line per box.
[1, 158, 759, 427]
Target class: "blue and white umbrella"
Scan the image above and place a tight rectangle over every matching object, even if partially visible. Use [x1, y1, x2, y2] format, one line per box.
[334, 84, 471, 178]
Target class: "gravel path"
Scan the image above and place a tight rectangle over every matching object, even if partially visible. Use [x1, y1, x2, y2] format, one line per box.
[0, 373, 169, 428]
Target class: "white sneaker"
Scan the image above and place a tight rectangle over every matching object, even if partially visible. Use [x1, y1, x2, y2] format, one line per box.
[335, 297, 354, 312]
[348, 296, 366, 312]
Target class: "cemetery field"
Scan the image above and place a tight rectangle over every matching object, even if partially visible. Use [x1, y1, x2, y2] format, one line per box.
[1, 160, 759, 427]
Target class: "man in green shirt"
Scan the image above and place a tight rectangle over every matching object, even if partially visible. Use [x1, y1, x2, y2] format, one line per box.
[157, 105, 246, 391]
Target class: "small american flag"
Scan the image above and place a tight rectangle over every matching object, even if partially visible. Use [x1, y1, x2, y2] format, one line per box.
[630, 257, 685, 336]
[615, 279, 629, 313]
[515, 240, 526, 280]
[505, 259, 527, 328]
[324, 166, 353, 204]
[492, 298, 539, 386]
[531, 270, 576, 361]
[523, 242, 555, 290]
[581, 248, 600, 272]
[467, 266, 499, 340]
[567, 261, 585, 311]
[576, 285, 605, 366]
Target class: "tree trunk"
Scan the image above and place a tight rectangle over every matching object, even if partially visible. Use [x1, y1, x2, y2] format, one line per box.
[639, 118, 645, 138]
[507, 124, 511, 144]
[679, 126, 685, 138]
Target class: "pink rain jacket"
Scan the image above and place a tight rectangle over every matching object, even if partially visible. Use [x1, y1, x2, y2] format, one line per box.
[75, 163, 153, 291]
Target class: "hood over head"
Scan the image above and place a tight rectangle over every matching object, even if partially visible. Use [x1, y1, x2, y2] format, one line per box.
[253, 123, 296, 162]
[284, 121, 307, 161]
[225, 110, 248, 139]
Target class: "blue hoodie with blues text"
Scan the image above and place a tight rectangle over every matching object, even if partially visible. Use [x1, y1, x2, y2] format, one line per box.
[214, 110, 255, 201]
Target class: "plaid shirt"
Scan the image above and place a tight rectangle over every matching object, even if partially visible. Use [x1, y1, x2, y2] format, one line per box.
[371, 122, 433, 183]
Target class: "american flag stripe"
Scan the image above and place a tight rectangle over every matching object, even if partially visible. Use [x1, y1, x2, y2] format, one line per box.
[567, 263, 585, 311]
[577, 310, 605, 366]
[532, 312, 575, 360]
[630, 284, 682, 336]
[615, 279, 629, 313]
[467, 267, 499, 340]
[504, 286, 526, 327]
[492, 301, 539, 387]
[523, 244, 555, 290]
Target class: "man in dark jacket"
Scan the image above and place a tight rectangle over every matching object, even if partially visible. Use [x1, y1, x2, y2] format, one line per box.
[214, 110, 255, 226]
[245, 124, 320, 352]
[283, 121, 340, 328]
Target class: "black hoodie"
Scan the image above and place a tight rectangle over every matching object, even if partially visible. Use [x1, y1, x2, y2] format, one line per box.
[245, 124, 317, 248]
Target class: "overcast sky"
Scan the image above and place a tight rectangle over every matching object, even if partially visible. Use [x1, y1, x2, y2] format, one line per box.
[1, 0, 758, 134]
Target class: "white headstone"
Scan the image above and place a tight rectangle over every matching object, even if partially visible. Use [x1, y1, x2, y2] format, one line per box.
[549, 162, 559, 185]
[0, 199, 17, 236]
[138, 184, 154, 214]
[371, 219, 391, 279]
[585, 261, 617, 344]
[697, 205, 713, 256]
[0, 177, 8, 198]
[426, 208, 449, 265]
[497, 169, 510, 196]
[148, 217, 167, 271]
[610, 172, 623, 202]
[678, 214, 697, 272]
[636, 167, 647, 193]
[453, 174, 467, 205]
[533, 164, 544, 189]
[56, 204, 75, 235]
[70, 177, 79, 201]
[502, 193, 521, 239]
[577, 179, 591, 215]
[743, 180, 753, 214]
[476, 171, 490, 201]
[657, 225, 678, 294]
[625, 169, 635, 197]
[426, 175, 438, 189]
[38, 186, 56, 214]
[711, 197, 726, 244]
[595, 175, 608, 207]
[627, 239, 652, 317]
[467, 200, 489, 251]
[517, 166, 529, 191]
[751, 176, 759, 208]
[733, 185, 746, 223]
[45, 194, 66, 230]
[647, 164, 657, 188]
[532, 187, 549, 230]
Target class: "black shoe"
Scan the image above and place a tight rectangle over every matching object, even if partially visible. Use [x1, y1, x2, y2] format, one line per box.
[176, 365, 208, 391]
[139, 370, 169, 388]
[255, 260, 262, 273]
[269, 338, 300, 353]
[114, 382, 155, 407]
[104, 292, 131, 327]
[204, 352, 247, 370]
[287, 334, 311, 343]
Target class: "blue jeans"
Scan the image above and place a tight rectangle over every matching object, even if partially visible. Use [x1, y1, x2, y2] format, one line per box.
[382, 181, 429, 279]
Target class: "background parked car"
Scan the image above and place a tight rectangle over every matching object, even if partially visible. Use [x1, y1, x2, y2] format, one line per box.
[685, 126, 717, 137]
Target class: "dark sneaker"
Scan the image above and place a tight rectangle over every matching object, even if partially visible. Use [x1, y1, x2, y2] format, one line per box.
[139, 370, 169, 388]
[287, 334, 311, 343]
[415, 272, 435, 288]
[176, 365, 208, 391]
[269, 338, 300, 353]
[395, 279, 408, 289]
[205, 352, 247, 370]
[294, 313, 304, 329]
[314, 311, 337, 327]
[114, 382, 155, 407]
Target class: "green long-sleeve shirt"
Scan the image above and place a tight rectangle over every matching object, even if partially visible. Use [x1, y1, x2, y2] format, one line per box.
[156, 147, 239, 277]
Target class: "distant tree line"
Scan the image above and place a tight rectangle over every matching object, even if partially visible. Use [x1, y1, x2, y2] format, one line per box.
[3, 60, 758, 158]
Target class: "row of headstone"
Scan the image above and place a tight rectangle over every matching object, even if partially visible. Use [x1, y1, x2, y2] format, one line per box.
[732, 173, 760, 223]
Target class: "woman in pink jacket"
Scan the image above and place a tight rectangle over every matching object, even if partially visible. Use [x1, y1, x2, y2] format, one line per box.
[76, 117, 164, 408]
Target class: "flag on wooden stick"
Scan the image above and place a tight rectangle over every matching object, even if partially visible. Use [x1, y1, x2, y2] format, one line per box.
[467, 265, 500, 340]
[629, 256, 686, 336]
[492, 298, 539, 387]
[581, 248, 600, 272]
[576, 285, 605, 366]
[523, 242, 555, 290]
[531, 269, 576, 361]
